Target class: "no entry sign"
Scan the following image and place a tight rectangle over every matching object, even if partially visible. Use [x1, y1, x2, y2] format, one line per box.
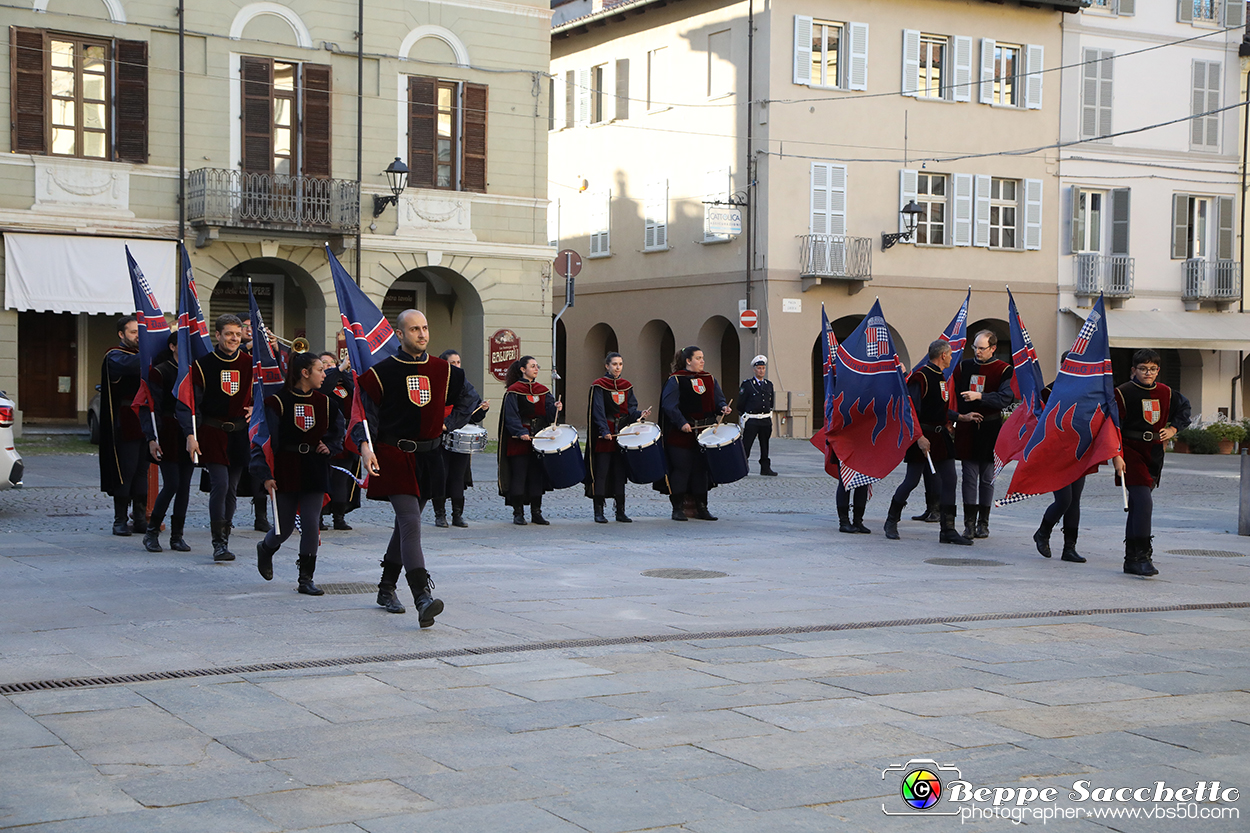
[739, 309, 758, 329]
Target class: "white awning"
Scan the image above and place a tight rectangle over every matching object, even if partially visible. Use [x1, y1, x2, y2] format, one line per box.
[3, 233, 176, 315]
[1063, 308, 1250, 352]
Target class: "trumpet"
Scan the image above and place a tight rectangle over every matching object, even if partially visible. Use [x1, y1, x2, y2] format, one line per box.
[272, 334, 310, 353]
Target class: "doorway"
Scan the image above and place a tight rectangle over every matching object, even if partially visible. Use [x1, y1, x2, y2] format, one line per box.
[19, 311, 78, 420]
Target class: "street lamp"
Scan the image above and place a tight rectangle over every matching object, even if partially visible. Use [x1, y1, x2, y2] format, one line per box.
[372, 157, 409, 218]
[881, 200, 924, 250]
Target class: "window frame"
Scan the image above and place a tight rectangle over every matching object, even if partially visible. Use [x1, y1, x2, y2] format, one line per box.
[917, 33, 947, 100]
[990, 42, 1021, 108]
[1072, 188, 1107, 254]
[646, 47, 668, 112]
[914, 172, 948, 246]
[988, 177, 1019, 250]
[406, 74, 488, 193]
[46, 34, 113, 160]
[809, 19, 845, 89]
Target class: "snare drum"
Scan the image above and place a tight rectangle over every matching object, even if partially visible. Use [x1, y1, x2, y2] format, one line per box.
[443, 424, 488, 454]
[531, 424, 585, 489]
[697, 423, 749, 485]
[615, 421, 667, 484]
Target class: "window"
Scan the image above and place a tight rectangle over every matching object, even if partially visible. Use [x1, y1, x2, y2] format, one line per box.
[549, 74, 567, 130]
[905, 170, 1040, 249]
[990, 43, 1020, 107]
[242, 57, 331, 177]
[10, 27, 148, 162]
[708, 30, 733, 98]
[795, 18, 867, 89]
[979, 40, 1042, 109]
[1087, 0, 1136, 13]
[1193, 0, 1217, 21]
[573, 61, 626, 125]
[811, 162, 847, 236]
[918, 34, 946, 99]
[588, 190, 610, 257]
[901, 31, 970, 101]
[1071, 187, 1130, 255]
[644, 178, 668, 251]
[1178, 0, 1241, 26]
[408, 75, 487, 192]
[988, 179, 1018, 249]
[811, 20, 843, 88]
[647, 48, 666, 110]
[592, 64, 608, 123]
[1073, 190, 1104, 253]
[1172, 194, 1234, 260]
[915, 174, 947, 245]
[1191, 60, 1221, 151]
[1080, 49, 1114, 140]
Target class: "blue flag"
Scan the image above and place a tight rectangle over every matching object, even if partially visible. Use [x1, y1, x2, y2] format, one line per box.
[809, 303, 843, 478]
[993, 288, 1047, 475]
[174, 244, 213, 414]
[125, 246, 171, 420]
[247, 281, 285, 476]
[912, 288, 969, 383]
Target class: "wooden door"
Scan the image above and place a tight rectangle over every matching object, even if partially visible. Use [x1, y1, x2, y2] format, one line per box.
[19, 312, 78, 419]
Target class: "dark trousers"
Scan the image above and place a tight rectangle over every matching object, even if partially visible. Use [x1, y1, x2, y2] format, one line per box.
[836, 482, 868, 514]
[893, 458, 956, 505]
[114, 440, 149, 500]
[442, 450, 471, 501]
[205, 461, 244, 525]
[589, 450, 627, 499]
[262, 492, 323, 555]
[1126, 485, 1153, 539]
[1042, 475, 1086, 529]
[383, 494, 425, 571]
[742, 418, 772, 467]
[506, 453, 546, 503]
[151, 458, 194, 525]
[665, 444, 709, 498]
[961, 460, 996, 505]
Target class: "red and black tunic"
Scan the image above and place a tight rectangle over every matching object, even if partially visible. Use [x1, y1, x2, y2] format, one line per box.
[905, 363, 955, 464]
[952, 358, 1014, 462]
[587, 376, 641, 454]
[141, 360, 191, 463]
[250, 387, 342, 494]
[184, 348, 252, 467]
[1115, 380, 1191, 488]
[659, 370, 721, 450]
[501, 381, 555, 456]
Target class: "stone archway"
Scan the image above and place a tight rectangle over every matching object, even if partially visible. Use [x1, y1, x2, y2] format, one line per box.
[582, 323, 619, 390]
[208, 257, 323, 350]
[697, 315, 739, 396]
[639, 318, 674, 413]
[382, 265, 485, 387]
[966, 318, 1011, 365]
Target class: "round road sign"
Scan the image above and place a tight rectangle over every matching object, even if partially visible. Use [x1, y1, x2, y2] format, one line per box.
[554, 250, 583, 279]
[739, 309, 759, 329]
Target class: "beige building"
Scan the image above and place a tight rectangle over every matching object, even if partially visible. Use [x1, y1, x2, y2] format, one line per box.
[1, 0, 554, 432]
[550, 0, 1081, 437]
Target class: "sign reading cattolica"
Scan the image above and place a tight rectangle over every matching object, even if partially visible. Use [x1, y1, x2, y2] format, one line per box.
[706, 206, 742, 235]
[490, 329, 521, 381]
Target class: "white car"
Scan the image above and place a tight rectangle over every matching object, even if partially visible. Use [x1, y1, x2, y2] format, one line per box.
[0, 391, 23, 489]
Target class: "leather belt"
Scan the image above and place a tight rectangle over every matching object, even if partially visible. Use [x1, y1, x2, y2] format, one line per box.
[202, 417, 247, 432]
[282, 443, 315, 454]
[1125, 429, 1160, 443]
[381, 435, 441, 453]
[742, 412, 771, 420]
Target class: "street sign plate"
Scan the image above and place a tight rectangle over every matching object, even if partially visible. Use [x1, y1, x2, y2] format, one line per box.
[554, 249, 582, 278]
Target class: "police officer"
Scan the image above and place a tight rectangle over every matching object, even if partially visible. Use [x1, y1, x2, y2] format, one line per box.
[953, 329, 1015, 539]
[738, 355, 777, 476]
[99, 315, 149, 536]
[140, 334, 194, 552]
[658, 346, 731, 521]
[319, 350, 360, 531]
[584, 352, 650, 523]
[498, 356, 562, 525]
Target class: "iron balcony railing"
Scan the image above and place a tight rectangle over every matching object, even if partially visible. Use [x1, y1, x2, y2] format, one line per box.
[1074, 254, 1134, 298]
[1182, 258, 1241, 301]
[186, 168, 360, 234]
[798, 234, 872, 280]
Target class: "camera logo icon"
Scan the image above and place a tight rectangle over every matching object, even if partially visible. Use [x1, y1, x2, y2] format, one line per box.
[882, 759, 962, 816]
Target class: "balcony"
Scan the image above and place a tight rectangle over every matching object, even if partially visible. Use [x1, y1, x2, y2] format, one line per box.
[1074, 254, 1134, 301]
[1183, 258, 1241, 309]
[186, 169, 360, 241]
[798, 234, 872, 290]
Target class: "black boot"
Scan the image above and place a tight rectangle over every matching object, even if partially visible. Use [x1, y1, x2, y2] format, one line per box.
[211, 521, 234, 561]
[407, 568, 444, 628]
[694, 498, 717, 521]
[940, 505, 974, 546]
[1060, 527, 1086, 563]
[131, 497, 148, 534]
[169, 516, 191, 552]
[962, 503, 977, 540]
[512, 501, 527, 526]
[113, 496, 132, 536]
[883, 500, 905, 540]
[912, 493, 939, 522]
[297, 554, 324, 595]
[614, 497, 632, 523]
[451, 498, 467, 528]
[143, 525, 162, 552]
[333, 513, 352, 531]
[851, 503, 872, 534]
[760, 463, 778, 476]
[1033, 519, 1055, 558]
[838, 507, 855, 534]
[434, 500, 449, 528]
[1124, 538, 1155, 577]
[253, 498, 271, 533]
[593, 498, 608, 524]
[670, 494, 687, 522]
[256, 537, 277, 581]
[1139, 536, 1159, 576]
[377, 561, 405, 613]
[975, 504, 991, 539]
[530, 499, 550, 525]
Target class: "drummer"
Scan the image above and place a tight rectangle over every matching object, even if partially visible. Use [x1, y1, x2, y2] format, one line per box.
[434, 349, 489, 528]
[497, 356, 562, 525]
[584, 352, 651, 523]
[658, 345, 731, 521]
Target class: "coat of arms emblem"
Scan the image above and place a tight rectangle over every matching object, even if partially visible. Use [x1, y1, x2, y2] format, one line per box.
[969, 375, 986, 394]
[294, 403, 315, 432]
[1142, 399, 1162, 425]
[407, 375, 432, 406]
[691, 378, 706, 395]
[220, 370, 240, 395]
[612, 391, 626, 406]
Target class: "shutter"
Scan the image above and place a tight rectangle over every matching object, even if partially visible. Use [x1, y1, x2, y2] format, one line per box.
[551, 74, 566, 130]
[1110, 188, 1131, 256]
[575, 67, 591, 126]
[565, 71, 575, 127]
[813, 163, 833, 234]
[11, 27, 47, 155]
[1225, 0, 1245, 27]
[901, 30, 920, 96]
[794, 16, 813, 85]
[979, 38, 996, 104]
[973, 175, 991, 247]
[1205, 60, 1221, 149]
[828, 163, 846, 236]
[1177, 0, 1193, 23]
[589, 190, 610, 256]
[848, 22, 869, 91]
[1116, 0, 1135, 15]
[1191, 61, 1207, 147]
[301, 63, 331, 177]
[952, 173, 973, 247]
[1025, 44, 1043, 110]
[1081, 49, 1099, 138]
[899, 169, 918, 236]
[114, 39, 148, 163]
[615, 59, 629, 120]
[241, 56, 273, 172]
[1070, 187, 1085, 254]
[952, 36, 972, 102]
[1217, 195, 1234, 260]
[408, 75, 437, 188]
[1098, 49, 1114, 137]
[1024, 178, 1042, 251]
[463, 82, 487, 193]
[599, 61, 615, 122]
[644, 177, 668, 249]
[1172, 194, 1189, 259]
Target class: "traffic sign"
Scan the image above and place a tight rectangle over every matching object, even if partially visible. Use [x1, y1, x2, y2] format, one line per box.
[554, 249, 582, 279]
[739, 309, 758, 329]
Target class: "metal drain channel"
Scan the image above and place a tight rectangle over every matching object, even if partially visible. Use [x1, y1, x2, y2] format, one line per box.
[3, 600, 1249, 695]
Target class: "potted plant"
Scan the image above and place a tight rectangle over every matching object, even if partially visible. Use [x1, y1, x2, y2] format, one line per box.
[1205, 421, 1246, 454]
[1174, 427, 1217, 454]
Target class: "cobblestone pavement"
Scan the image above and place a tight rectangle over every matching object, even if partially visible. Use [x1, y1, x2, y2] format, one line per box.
[0, 442, 1247, 831]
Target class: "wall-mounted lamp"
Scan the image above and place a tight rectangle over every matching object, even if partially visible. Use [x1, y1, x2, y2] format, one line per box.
[881, 200, 924, 250]
[372, 157, 410, 218]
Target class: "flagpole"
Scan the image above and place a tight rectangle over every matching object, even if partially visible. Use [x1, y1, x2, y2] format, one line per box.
[924, 450, 936, 475]
[269, 483, 281, 538]
[1121, 477, 1129, 512]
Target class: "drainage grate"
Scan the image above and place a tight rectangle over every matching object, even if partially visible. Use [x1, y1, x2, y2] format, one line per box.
[642, 568, 729, 580]
[1167, 549, 1246, 558]
[925, 558, 1009, 567]
[3, 601, 1249, 694]
[47, 513, 89, 518]
[311, 582, 377, 595]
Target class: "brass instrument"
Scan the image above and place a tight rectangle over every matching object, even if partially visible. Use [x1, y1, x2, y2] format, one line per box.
[273, 334, 310, 353]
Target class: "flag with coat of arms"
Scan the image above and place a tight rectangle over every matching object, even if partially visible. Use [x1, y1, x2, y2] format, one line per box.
[124, 246, 171, 424]
[247, 280, 285, 477]
[992, 288, 1047, 477]
[910, 289, 969, 388]
[174, 244, 214, 417]
[807, 303, 842, 478]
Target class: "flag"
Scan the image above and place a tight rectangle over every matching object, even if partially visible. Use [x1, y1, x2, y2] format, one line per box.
[996, 294, 1121, 506]
[912, 289, 969, 383]
[807, 303, 842, 477]
[992, 288, 1046, 476]
[174, 244, 213, 415]
[125, 246, 171, 420]
[819, 300, 920, 489]
[247, 280, 285, 477]
[327, 244, 398, 450]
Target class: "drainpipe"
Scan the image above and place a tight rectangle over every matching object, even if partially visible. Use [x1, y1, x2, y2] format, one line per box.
[178, 0, 185, 243]
[745, 0, 755, 357]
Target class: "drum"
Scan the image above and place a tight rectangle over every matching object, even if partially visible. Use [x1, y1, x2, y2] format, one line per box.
[444, 424, 488, 453]
[697, 423, 749, 485]
[531, 424, 585, 489]
[615, 421, 667, 484]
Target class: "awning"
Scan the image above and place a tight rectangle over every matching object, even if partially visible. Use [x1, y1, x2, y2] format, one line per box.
[3, 233, 176, 315]
[1063, 308, 1249, 351]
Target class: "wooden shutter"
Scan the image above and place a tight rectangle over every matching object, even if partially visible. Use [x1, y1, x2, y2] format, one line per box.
[1081, 49, 1114, 139]
[1217, 195, 1234, 260]
[898, 169, 917, 236]
[114, 39, 148, 163]
[1070, 187, 1084, 253]
[1172, 194, 1189, 259]
[979, 38, 995, 104]
[1225, 0, 1245, 27]
[1024, 178, 1042, 251]
[241, 56, 273, 172]
[463, 82, 487, 192]
[644, 177, 668, 250]
[598, 62, 615, 122]
[1204, 60, 1220, 149]
[848, 22, 869, 91]
[793, 16, 813, 85]
[301, 63, 331, 177]
[952, 36, 972, 102]
[589, 190, 610, 255]
[1116, 0, 1135, 15]
[901, 30, 920, 96]
[408, 75, 437, 189]
[952, 173, 973, 247]
[811, 163, 846, 236]
[1110, 188, 1131, 256]
[1177, 0, 1193, 23]
[550, 74, 566, 130]
[615, 59, 629, 120]
[10, 27, 47, 155]
[575, 67, 591, 126]
[1025, 45, 1043, 110]
[973, 175, 991, 247]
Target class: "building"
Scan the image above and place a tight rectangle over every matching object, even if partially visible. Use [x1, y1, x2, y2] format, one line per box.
[1, 0, 554, 432]
[1060, 0, 1249, 419]
[550, 0, 1082, 437]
